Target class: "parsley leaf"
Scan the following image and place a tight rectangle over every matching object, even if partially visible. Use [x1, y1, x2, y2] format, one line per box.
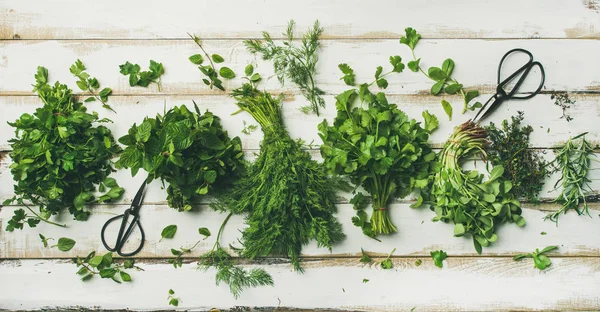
[430, 250, 447, 268]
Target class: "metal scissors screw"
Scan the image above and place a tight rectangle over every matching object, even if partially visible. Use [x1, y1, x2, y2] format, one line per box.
[101, 182, 146, 257]
[472, 48, 545, 123]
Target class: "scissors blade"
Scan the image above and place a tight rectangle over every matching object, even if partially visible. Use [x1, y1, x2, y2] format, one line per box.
[129, 182, 147, 214]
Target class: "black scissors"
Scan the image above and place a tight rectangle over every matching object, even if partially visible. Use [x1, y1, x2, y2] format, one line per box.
[472, 48, 545, 123]
[101, 182, 146, 257]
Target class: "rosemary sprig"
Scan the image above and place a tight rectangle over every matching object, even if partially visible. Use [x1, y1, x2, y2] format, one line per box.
[547, 133, 595, 223]
[244, 20, 325, 115]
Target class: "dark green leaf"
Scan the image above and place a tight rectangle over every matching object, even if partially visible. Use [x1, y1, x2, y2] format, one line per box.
[56, 237, 76, 252]
[441, 100, 452, 120]
[198, 227, 211, 238]
[161, 225, 177, 240]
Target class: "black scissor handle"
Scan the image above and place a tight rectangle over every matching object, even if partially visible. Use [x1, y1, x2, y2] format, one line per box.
[100, 211, 145, 257]
[497, 48, 545, 99]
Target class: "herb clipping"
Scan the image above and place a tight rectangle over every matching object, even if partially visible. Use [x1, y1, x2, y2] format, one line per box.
[513, 246, 558, 270]
[400, 28, 481, 117]
[4, 66, 123, 231]
[74, 251, 142, 283]
[547, 133, 595, 223]
[119, 60, 164, 91]
[245, 20, 326, 115]
[169, 227, 211, 268]
[116, 103, 244, 211]
[320, 62, 438, 236]
[167, 289, 180, 306]
[69, 59, 115, 113]
[198, 212, 274, 298]
[39, 234, 76, 251]
[430, 250, 447, 268]
[214, 72, 346, 272]
[485, 112, 551, 202]
[551, 91, 576, 122]
[188, 34, 236, 91]
[428, 121, 525, 253]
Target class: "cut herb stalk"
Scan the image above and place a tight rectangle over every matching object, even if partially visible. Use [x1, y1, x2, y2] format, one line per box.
[428, 121, 525, 253]
[320, 62, 438, 236]
[547, 132, 595, 223]
[214, 77, 345, 271]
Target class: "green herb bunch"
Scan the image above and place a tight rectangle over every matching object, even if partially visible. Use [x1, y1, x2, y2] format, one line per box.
[214, 79, 345, 271]
[4, 66, 123, 231]
[485, 112, 551, 202]
[244, 20, 326, 115]
[429, 121, 526, 253]
[400, 27, 481, 118]
[547, 133, 595, 223]
[116, 103, 244, 211]
[199, 212, 274, 298]
[319, 69, 438, 236]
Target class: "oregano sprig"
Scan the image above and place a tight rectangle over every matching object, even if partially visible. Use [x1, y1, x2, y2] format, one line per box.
[69, 59, 115, 113]
[119, 60, 164, 91]
[188, 33, 236, 91]
[400, 27, 481, 118]
[74, 251, 143, 283]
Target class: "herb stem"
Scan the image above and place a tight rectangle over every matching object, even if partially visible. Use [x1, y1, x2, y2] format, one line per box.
[24, 205, 67, 228]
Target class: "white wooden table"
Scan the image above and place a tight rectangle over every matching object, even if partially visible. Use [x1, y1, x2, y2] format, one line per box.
[1, 1, 600, 310]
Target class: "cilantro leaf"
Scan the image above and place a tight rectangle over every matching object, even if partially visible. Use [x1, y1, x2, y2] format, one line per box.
[430, 250, 447, 268]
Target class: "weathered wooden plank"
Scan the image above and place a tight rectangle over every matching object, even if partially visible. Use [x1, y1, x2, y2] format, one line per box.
[0, 258, 598, 311]
[1, 93, 598, 151]
[1, 201, 599, 259]
[1, 39, 598, 95]
[1, 0, 599, 39]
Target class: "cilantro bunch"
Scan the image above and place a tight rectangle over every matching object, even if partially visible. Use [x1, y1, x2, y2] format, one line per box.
[4, 66, 123, 231]
[214, 79, 345, 271]
[319, 64, 438, 237]
[429, 121, 526, 253]
[116, 103, 244, 211]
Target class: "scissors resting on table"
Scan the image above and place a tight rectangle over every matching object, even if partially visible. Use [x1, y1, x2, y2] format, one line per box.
[471, 48, 545, 123]
[101, 182, 146, 257]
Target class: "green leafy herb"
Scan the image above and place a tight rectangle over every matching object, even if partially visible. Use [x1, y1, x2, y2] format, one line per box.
[400, 27, 480, 116]
[360, 248, 373, 264]
[547, 133, 595, 223]
[551, 91, 576, 122]
[74, 251, 142, 283]
[39, 234, 53, 247]
[513, 245, 558, 270]
[362, 278, 369, 283]
[244, 20, 325, 115]
[198, 227, 211, 238]
[160, 224, 178, 241]
[55, 237, 76, 251]
[428, 121, 525, 253]
[69, 59, 115, 113]
[414, 259, 422, 266]
[339, 63, 356, 86]
[168, 227, 209, 269]
[119, 60, 164, 91]
[380, 248, 396, 270]
[4, 66, 123, 231]
[485, 112, 551, 202]
[198, 212, 274, 298]
[241, 120, 258, 135]
[541, 231, 547, 235]
[167, 289, 180, 306]
[188, 34, 236, 91]
[115, 103, 244, 211]
[320, 63, 438, 236]
[430, 250, 447, 268]
[214, 77, 346, 272]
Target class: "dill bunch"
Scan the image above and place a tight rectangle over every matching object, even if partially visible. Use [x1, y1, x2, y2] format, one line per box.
[214, 82, 345, 271]
[547, 133, 595, 223]
[485, 112, 551, 202]
[198, 213, 273, 298]
[430, 121, 526, 253]
[244, 20, 325, 115]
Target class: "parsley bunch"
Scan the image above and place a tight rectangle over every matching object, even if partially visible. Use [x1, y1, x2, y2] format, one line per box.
[116, 103, 244, 211]
[429, 121, 526, 253]
[244, 20, 325, 115]
[319, 64, 438, 237]
[485, 112, 551, 202]
[214, 79, 345, 271]
[4, 66, 123, 231]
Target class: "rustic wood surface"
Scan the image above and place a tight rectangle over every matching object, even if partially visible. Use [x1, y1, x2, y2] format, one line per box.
[1, 0, 599, 310]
